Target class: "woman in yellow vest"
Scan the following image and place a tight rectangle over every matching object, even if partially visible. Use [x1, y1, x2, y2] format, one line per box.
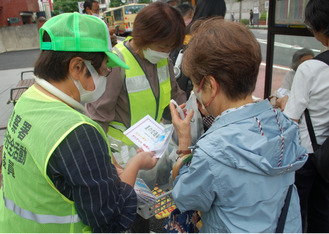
[85, 2, 186, 148]
[85, 2, 186, 231]
[0, 12, 158, 233]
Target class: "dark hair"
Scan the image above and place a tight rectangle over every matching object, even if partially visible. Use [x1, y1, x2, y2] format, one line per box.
[290, 48, 314, 70]
[177, 3, 194, 17]
[34, 32, 105, 82]
[132, 2, 185, 50]
[83, 0, 98, 14]
[305, 0, 329, 37]
[187, 0, 226, 33]
[182, 18, 261, 101]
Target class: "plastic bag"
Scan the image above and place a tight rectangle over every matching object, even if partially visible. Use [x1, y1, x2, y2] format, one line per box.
[172, 92, 204, 146]
[109, 125, 179, 189]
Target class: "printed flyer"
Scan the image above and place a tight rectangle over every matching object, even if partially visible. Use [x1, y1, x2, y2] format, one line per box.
[123, 115, 173, 158]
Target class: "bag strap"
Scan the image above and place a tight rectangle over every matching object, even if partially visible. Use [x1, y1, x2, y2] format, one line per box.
[304, 108, 320, 151]
[303, 51, 329, 151]
[276, 184, 293, 233]
[313, 50, 329, 66]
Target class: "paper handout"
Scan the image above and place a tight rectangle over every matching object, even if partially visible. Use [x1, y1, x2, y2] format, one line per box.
[134, 178, 157, 204]
[123, 115, 173, 158]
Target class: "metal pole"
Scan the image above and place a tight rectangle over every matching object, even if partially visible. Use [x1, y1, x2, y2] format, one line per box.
[264, 0, 275, 98]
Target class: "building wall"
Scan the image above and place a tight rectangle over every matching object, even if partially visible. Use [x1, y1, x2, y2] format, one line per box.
[0, 23, 39, 52]
[226, 0, 268, 21]
[0, 0, 39, 27]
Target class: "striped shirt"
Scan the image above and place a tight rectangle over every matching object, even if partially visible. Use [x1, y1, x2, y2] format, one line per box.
[47, 124, 137, 233]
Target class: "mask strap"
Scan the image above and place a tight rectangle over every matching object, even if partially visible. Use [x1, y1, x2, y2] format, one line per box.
[197, 76, 206, 93]
[204, 82, 219, 108]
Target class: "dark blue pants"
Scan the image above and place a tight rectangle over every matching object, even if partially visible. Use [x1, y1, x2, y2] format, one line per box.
[295, 154, 329, 233]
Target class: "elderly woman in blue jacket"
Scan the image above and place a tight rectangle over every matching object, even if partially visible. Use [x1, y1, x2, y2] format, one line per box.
[169, 18, 308, 233]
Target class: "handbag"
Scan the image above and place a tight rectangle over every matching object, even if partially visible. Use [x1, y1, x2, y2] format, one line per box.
[304, 108, 329, 182]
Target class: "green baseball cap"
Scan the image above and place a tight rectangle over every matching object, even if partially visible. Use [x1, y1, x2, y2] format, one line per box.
[40, 12, 129, 69]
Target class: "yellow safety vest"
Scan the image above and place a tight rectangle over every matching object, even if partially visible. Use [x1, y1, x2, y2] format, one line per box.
[0, 85, 110, 233]
[109, 40, 172, 146]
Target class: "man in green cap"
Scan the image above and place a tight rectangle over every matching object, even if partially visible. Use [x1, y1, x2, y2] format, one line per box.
[0, 12, 158, 233]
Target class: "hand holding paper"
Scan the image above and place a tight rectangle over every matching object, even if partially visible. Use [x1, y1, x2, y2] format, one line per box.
[123, 115, 173, 158]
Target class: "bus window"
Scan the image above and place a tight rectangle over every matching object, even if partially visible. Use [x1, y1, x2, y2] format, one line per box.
[103, 3, 147, 36]
[114, 9, 123, 21]
[124, 5, 145, 14]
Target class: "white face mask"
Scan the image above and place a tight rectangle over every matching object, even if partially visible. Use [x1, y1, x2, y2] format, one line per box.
[143, 47, 169, 64]
[92, 13, 100, 17]
[72, 60, 107, 103]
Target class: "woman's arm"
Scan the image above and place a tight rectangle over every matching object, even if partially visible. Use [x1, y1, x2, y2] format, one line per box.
[172, 151, 215, 213]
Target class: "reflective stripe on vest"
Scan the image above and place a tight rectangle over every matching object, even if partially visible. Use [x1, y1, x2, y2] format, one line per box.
[126, 66, 170, 94]
[3, 194, 81, 224]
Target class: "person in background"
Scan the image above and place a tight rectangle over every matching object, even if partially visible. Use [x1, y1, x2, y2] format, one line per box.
[0, 13, 158, 233]
[249, 9, 254, 25]
[273, 48, 314, 110]
[176, 3, 194, 26]
[282, 48, 314, 91]
[169, 17, 307, 232]
[170, 0, 226, 131]
[83, 0, 117, 46]
[171, 0, 227, 97]
[231, 12, 235, 21]
[85, 3, 186, 231]
[283, 0, 329, 232]
[83, 0, 100, 17]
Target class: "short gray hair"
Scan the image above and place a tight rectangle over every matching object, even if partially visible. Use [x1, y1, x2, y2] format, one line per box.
[291, 48, 314, 70]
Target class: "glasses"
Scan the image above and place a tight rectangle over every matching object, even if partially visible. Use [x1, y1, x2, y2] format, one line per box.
[103, 67, 112, 77]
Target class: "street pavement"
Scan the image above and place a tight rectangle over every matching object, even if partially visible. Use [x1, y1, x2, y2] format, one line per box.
[0, 49, 41, 144]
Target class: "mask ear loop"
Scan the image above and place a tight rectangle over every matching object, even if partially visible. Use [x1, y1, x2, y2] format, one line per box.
[197, 76, 206, 93]
[204, 81, 219, 108]
[83, 60, 101, 88]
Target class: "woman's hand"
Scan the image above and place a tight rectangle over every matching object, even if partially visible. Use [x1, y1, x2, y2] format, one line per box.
[119, 150, 157, 186]
[135, 151, 158, 170]
[169, 102, 193, 150]
[136, 147, 144, 153]
[275, 95, 289, 111]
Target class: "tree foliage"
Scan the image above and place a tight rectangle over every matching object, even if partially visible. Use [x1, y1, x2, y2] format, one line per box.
[52, 0, 80, 15]
[110, 0, 151, 8]
[137, 0, 152, 3]
[110, 0, 124, 7]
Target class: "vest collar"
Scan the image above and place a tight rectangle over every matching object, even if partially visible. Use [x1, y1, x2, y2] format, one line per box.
[35, 77, 85, 112]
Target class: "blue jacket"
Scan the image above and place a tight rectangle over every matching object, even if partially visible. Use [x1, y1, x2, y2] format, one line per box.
[172, 100, 307, 233]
